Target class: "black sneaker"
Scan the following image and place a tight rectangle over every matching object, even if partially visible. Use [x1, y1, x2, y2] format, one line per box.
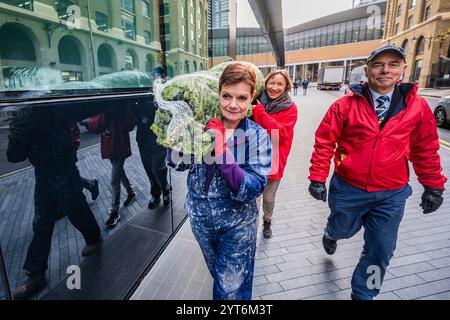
[90, 179, 99, 201]
[123, 192, 136, 206]
[322, 234, 337, 255]
[148, 198, 161, 209]
[13, 272, 47, 300]
[105, 211, 120, 227]
[263, 221, 273, 239]
[163, 194, 170, 207]
[82, 237, 103, 256]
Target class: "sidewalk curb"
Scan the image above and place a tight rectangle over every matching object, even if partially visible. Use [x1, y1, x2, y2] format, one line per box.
[419, 93, 444, 98]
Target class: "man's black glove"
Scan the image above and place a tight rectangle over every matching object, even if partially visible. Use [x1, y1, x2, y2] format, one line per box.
[420, 187, 444, 214]
[309, 181, 327, 202]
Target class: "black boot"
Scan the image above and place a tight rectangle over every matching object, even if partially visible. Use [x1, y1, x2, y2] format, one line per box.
[89, 179, 99, 201]
[13, 271, 47, 300]
[263, 221, 273, 239]
[123, 192, 136, 206]
[163, 193, 171, 207]
[322, 234, 337, 255]
[82, 237, 103, 256]
[148, 197, 161, 209]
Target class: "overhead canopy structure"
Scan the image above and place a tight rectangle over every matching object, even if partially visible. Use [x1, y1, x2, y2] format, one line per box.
[248, 0, 285, 67]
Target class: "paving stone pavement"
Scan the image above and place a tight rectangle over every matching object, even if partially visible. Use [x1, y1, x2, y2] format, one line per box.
[133, 88, 450, 300]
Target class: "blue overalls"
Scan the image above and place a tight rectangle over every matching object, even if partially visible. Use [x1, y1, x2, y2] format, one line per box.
[170, 118, 272, 299]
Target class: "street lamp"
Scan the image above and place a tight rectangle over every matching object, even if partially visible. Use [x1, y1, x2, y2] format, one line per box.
[43, 20, 66, 48]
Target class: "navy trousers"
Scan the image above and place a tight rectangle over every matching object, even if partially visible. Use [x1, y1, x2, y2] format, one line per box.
[326, 175, 412, 300]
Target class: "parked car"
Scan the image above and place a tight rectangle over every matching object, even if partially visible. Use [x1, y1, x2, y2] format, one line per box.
[433, 96, 450, 128]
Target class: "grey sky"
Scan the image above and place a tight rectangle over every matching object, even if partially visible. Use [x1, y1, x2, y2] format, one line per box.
[237, 0, 356, 28]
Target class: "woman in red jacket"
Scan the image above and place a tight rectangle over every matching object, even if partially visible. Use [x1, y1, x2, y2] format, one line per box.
[252, 69, 298, 238]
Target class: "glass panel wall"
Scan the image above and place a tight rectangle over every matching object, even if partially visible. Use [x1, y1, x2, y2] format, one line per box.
[0, 0, 210, 300]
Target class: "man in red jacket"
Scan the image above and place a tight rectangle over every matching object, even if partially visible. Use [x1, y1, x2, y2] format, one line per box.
[308, 44, 447, 300]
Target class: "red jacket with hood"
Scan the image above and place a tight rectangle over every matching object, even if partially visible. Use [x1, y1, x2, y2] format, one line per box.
[309, 83, 446, 191]
[252, 102, 298, 180]
[88, 111, 136, 160]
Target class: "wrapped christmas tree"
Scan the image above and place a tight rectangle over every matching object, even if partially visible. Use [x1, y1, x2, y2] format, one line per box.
[151, 61, 264, 157]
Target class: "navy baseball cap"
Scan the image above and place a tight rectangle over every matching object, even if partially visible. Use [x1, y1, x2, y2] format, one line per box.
[367, 44, 406, 63]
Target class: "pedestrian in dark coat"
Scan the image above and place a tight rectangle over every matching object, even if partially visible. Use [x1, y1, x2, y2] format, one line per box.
[134, 98, 170, 209]
[7, 108, 102, 299]
[302, 78, 309, 95]
[293, 79, 299, 95]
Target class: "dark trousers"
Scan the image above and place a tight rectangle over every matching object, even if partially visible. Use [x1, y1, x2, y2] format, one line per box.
[326, 175, 412, 300]
[109, 158, 134, 212]
[23, 166, 100, 275]
[138, 144, 169, 199]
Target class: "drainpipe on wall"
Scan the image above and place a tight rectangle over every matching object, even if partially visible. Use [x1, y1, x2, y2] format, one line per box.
[86, 0, 97, 78]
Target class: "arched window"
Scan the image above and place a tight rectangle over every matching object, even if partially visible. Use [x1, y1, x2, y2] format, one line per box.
[200, 62, 204, 70]
[401, 39, 409, 56]
[397, 4, 402, 17]
[97, 44, 112, 68]
[0, 24, 36, 61]
[415, 36, 425, 55]
[58, 36, 81, 65]
[184, 61, 190, 73]
[193, 61, 197, 72]
[124, 52, 133, 70]
[413, 59, 422, 83]
[55, 0, 75, 20]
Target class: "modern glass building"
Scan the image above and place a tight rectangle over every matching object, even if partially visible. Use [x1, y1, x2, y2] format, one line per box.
[211, 0, 386, 80]
[207, 0, 236, 65]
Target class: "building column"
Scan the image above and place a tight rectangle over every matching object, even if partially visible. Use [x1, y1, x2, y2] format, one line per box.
[110, 1, 123, 37]
[343, 59, 348, 82]
[0, 59, 4, 90]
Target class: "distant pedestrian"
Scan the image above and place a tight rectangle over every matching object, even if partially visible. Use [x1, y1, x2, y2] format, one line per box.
[293, 79, 299, 95]
[7, 108, 102, 299]
[88, 108, 137, 228]
[252, 69, 298, 239]
[302, 78, 309, 95]
[308, 44, 447, 300]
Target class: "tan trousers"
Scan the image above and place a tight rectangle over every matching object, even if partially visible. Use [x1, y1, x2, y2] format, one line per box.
[256, 179, 281, 223]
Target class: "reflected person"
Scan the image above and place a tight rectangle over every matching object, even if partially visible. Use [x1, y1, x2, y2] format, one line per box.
[7, 107, 102, 300]
[134, 98, 170, 209]
[87, 108, 137, 227]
